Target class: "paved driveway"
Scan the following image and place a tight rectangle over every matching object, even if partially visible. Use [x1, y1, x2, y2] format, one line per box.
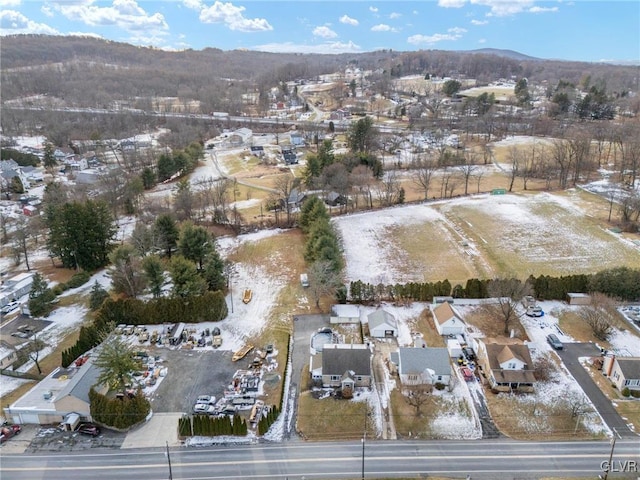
[289, 314, 329, 439]
[557, 343, 637, 438]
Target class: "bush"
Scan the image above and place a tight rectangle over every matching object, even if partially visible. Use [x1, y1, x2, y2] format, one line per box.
[631, 389, 640, 399]
[65, 271, 92, 289]
[51, 284, 66, 296]
[621, 387, 631, 397]
[434, 382, 446, 391]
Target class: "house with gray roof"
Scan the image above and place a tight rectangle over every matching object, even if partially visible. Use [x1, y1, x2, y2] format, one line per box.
[5, 355, 107, 425]
[603, 356, 640, 393]
[320, 344, 371, 393]
[390, 347, 452, 387]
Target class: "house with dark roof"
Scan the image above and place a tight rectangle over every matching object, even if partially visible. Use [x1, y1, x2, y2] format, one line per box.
[476, 338, 535, 393]
[390, 347, 452, 387]
[603, 356, 640, 392]
[320, 344, 371, 395]
[431, 302, 466, 336]
[368, 309, 398, 338]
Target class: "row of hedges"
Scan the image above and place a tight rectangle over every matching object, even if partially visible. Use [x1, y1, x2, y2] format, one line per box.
[179, 414, 248, 437]
[347, 268, 640, 303]
[89, 387, 150, 430]
[51, 271, 93, 296]
[257, 404, 280, 435]
[61, 291, 227, 367]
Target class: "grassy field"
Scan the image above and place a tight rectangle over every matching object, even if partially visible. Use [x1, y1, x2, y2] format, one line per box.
[297, 390, 372, 441]
[436, 192, 640, 279]
[483, 386, 606, 440]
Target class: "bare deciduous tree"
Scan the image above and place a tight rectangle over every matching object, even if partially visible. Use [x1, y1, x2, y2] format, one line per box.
[411, 154, 437, 200]
[576, 293, 618, 341]
[404, 384, 433, 417]
[307, 260, 341, 309]
[486, 278, 533, 336]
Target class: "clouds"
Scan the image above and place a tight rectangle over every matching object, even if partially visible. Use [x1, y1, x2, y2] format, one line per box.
[54, 0, 168, 32]
[407, 27, 467, 45]
[0, 9, 59, 35]
[199, 1, 272, 32]
[371, 23, 398, 33]
[339, 14, 358, 26]
[313, 25, 337, 39]
[253, 40, 360, 54]
[471, 19, 488, 25]
[439, 0, 559, 17]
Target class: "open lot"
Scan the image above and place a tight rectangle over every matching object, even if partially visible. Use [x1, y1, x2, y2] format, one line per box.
[145, 347, 236, 413]
[335, 192, 640, 285]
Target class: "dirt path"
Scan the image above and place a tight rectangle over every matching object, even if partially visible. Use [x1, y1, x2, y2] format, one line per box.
[372, 342, 397, 440]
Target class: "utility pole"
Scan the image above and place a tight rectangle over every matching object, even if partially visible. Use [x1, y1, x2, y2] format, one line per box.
[166, 441, 173, 480]
[602, 428, 618, 480]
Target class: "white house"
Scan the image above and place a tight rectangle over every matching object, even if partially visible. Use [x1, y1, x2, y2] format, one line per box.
[367, 309, 398, 338]
[5, 356, 107, 425]
[431, 302, 466, 336]
[390, 347, 452, 387]
[0, 345, 18, 370]
[330, 304, 360, 324]
[1, 272, 34, 306]
[603, 356, 640, 392]
[228, 128, 253, 147]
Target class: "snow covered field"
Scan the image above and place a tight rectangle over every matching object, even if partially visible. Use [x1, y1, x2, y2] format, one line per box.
[334, 192, 640, 285]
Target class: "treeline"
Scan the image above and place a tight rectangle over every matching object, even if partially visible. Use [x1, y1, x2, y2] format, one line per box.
[89, 387, 150, 430]
[151, 142, 204, 185]
[300, 196, 343, 273]
[1, 148, 39, 166]
[179, 413, 248, 437]
[347, 267, 640, 303]
[257, 404, 280, 436]
[61, 292, 227, 367]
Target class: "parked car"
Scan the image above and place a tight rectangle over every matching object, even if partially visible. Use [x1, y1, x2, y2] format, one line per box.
[0, 424, 21, 443]
[196, 395, 215, 404]
[526, 305, 543, 317]
[77, 423, 101, 437]
[546, 334, 564, 350]
[461, 367, 474, 381]
[1, 301, 20, 315]
[193, 403, 216, 414]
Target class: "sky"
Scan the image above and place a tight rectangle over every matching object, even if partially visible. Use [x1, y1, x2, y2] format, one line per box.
[0, 1, 638, 63]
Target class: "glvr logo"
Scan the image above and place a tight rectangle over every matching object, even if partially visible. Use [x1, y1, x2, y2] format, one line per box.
[600, 460, 638, 473]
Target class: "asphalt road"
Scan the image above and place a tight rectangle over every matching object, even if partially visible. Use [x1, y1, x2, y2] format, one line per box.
[2, 439, 639, 480]
[556, 343, 637, 438]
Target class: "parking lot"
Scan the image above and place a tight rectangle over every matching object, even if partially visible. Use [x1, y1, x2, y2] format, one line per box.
[146, 346, 240, 413]
[0, 314, 52, 348]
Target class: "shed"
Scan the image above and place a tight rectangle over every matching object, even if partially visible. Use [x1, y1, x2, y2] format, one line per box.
[431, 302, 466, 336]
[330, 304, 360, 324]
[567, 293, 591, 306]
[367, 309, 398, 338]
[447, 338, 463, 358]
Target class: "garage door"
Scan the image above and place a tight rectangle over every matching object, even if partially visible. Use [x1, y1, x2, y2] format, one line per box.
[18, 413, 40, 424]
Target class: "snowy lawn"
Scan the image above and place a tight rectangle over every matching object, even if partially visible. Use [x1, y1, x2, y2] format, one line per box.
[335, 192, 640, 286]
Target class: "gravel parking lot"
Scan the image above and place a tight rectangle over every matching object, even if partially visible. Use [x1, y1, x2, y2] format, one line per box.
[146, 346, 240, 413]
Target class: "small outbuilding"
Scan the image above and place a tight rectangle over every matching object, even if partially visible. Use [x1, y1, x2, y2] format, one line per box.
[330, 304, 360, 324]
[567, 293, 591, 306]
[367, 309, 398, 338]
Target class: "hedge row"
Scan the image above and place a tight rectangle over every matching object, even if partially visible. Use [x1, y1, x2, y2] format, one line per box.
[89, 387, 151, 430]
[257, 404, 280, 436]
[347, 268, 640, 303]
[61, 291, 228, 367]
[190, 414, 248, 436]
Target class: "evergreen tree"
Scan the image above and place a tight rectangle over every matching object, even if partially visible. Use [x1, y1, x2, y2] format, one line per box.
[154, 214, 179, 258]
[178, 222, 213, 270]
[28, 272, 55, 317]
[89, 280, 109, 311]
[169, 255, 207, 298]
[142, 254, 165, 298]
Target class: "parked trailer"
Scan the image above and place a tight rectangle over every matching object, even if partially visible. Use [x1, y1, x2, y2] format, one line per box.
[242, 289, 252, 304]
[232, 344, 254, 362]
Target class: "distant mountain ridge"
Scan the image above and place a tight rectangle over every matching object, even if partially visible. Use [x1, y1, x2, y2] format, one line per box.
[464, 48, 542, 61]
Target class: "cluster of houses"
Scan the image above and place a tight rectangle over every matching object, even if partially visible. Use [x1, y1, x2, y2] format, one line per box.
[309, 300, 541, 399]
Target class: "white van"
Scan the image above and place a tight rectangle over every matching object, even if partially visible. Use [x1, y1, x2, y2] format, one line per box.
[526, 305, 543, 317]
[300, 273, 309, 288]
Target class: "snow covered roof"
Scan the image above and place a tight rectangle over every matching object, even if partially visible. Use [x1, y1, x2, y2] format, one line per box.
[331, 304, 360, 318]
[367, 309, 397, 330]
